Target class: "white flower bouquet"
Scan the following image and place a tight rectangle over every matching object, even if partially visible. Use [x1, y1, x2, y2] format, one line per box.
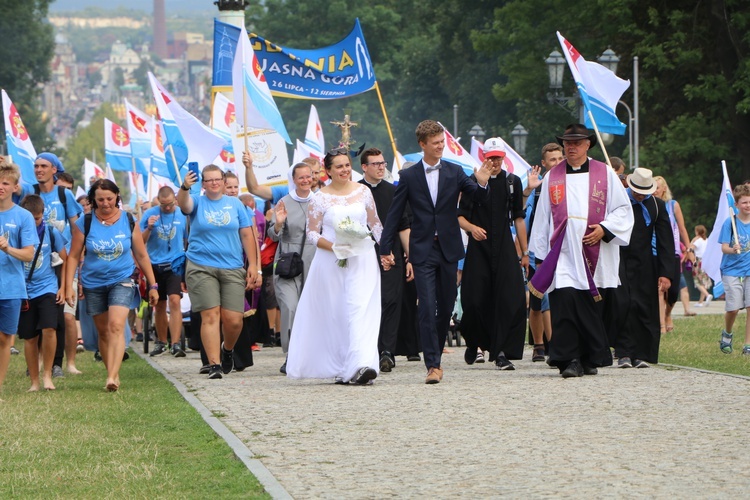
[332, 215, 373, 267]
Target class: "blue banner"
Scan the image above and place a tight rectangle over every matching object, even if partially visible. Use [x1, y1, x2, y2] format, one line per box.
[213, 18, 376, 100]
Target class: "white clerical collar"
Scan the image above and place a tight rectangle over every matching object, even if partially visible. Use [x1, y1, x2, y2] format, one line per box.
[364, 178, 381, 188]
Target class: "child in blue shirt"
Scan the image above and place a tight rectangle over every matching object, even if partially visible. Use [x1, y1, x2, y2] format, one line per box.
[718, 183, 750, 355]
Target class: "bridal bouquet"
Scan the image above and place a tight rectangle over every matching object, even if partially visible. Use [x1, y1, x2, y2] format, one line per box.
[333, 216, 373, 268]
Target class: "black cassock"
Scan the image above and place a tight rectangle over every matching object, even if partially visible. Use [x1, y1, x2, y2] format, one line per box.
[611, 195, 674, 363]
[458, 172, 527, 361]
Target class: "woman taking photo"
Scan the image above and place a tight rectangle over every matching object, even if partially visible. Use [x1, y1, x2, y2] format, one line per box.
[286, 148, 383, 385]
[177, 164, 261, 380]
[267, 163, 317, 374]
[690, 224, 713, 306]
[65, 179, 159, 392]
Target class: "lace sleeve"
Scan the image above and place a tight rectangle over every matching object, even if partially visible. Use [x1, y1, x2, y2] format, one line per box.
[362, 186, 383, 244]
[306, 193, 324, 246]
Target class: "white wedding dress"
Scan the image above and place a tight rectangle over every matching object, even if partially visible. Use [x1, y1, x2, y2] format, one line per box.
[286, 184, 383, 382]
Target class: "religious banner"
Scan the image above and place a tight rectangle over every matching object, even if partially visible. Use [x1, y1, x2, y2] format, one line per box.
[231, 124, 290, 189]
[2, 90, 37, 184]
[213, 18, 376, 100]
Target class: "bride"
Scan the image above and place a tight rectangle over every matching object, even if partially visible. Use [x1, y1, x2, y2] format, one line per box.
[286, 148, 383, 384]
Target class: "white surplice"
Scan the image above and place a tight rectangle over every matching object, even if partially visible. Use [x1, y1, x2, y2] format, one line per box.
[529, 162, 634, 292]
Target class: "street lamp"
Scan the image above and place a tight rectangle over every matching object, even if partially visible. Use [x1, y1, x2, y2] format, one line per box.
[511, 123, 528, 156]
[597, 48, 620, 73]
[468, 124, 485, 143]
[545, 49, 580, 120]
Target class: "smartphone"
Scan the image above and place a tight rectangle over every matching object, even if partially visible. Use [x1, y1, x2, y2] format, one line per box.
[188, 161, 200, 181]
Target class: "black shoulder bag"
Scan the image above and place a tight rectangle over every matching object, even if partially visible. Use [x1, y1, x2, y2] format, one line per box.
[275, 202, 306, 279]
[22, 229, 45, 312]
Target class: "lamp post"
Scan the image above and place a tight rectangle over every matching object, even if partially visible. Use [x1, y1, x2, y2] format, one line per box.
[545, 49, 581, 121]
[468, 124, 485, 144]
[511, 123, 528, 157]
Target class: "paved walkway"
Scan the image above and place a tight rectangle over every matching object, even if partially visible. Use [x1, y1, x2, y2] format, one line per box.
[145, 319, 750, 499]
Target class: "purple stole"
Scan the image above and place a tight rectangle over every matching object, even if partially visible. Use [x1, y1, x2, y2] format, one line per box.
[529, 159, 608, 301]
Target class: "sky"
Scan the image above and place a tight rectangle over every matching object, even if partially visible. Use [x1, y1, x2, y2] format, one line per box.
[49, 0, 215, 14]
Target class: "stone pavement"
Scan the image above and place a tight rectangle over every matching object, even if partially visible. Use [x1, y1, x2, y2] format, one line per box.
[144, 331, 750, 499]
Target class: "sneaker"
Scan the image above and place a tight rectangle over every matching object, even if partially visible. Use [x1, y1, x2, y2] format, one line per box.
[220, 342, 234, 374]
[634, 359, 650, 368]
[720, 330, 733, 354]
[694, 302, 704, 308]
[495, 355, 515, 370]
[135, 333, 144, 342]
[76, 339, 85, 353]
[52, 365, 64, 378]
[122, 351, 129, 361]
[353, 366, 377, 385]
[475, 351, 485, 363]
[532, 346, 546, 362]
[94, 351, 102, 362]
[171, 343, 186, 357]
[10, 346, 19, 355]
[149, 341, 167, 357]
[208, 364, 223, 379]
[251, 343, 261, 352]
[561, 359, 583, 378]
[742, 345, 750, 356]
[618, 356, 633, 368]
[706, 294, 713, 305]
[583, 365, 598, 375]
[198, 364, 211, 374]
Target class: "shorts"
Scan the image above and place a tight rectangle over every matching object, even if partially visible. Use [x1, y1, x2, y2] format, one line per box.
[185, 260, 246, 313]
[64, 276, 78, 315]
[0, 299, 22, 335]
[152, 263, 183, 301]
[529, 291, 550, 312]
[18, 293, 61, 340]
[722, 276, 750, 312]
[84, 279, 138, 316]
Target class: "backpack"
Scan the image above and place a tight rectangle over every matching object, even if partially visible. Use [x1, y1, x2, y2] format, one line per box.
[83, 212, 135, 242]
[34, 185, 68, 219]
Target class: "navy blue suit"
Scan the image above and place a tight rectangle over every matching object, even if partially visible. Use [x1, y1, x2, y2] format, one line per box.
[380, 159, 488, 369]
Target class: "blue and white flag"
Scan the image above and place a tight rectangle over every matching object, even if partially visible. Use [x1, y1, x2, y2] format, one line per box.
[232, 22, 291, 144]
[557, 32, 630, 135]
[2, 90, 37, 183]
[702, 161, 735, 284]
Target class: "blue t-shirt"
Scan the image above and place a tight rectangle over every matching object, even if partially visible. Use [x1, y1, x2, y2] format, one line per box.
[76, 213, 136, 288]
[25, 224, 66, 299]
[186, 195, 251, 269]
[0, 204, 39, 299]
[39, 187, 83, 232]
[719, 216, 750, 277]
[271, 185, 289, 204]
[140, 206, 187, 265]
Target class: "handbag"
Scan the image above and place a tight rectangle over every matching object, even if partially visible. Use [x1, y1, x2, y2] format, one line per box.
[274, 201, 306, 279]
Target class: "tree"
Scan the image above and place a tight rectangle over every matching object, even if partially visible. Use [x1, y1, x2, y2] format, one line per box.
[64, 103, 121, 188]
[0, 0, 55, 152]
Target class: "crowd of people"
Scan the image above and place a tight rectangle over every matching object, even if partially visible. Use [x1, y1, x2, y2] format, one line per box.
[0, 119, 740, 397]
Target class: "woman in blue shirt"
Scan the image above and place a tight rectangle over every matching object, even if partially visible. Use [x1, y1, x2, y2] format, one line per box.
[65, 179, 159, 392]
[177, 164, 261, 380]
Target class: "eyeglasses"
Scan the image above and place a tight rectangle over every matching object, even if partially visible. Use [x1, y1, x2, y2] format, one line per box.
[203, 178, 224, 184]
[366, 161, 388, 168]
[160, 202, 175, 208]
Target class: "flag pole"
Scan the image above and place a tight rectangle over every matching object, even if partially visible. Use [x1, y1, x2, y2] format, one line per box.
[374, 82, 401, 170]
[131, 156, 141, 218]
[723, 160, 740, 251]
[168, 145, 183, 186]
[242, 67, 250, 153]
[586, 109, 612, 168]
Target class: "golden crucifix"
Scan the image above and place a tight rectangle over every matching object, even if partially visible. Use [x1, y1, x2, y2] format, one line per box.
[330, 114, 358, 149]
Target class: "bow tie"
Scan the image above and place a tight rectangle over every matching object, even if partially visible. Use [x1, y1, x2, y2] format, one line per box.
[425, 164, 441, 173]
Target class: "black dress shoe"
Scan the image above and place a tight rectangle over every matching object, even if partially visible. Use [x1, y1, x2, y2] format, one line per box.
[464, 347, 476, 365]
[583, 365, 598, 375]
[279, 360, 287, 374]
[561, 359, 583, 378]
[406, 354, 421, 362]
[379, 351, 395, 372]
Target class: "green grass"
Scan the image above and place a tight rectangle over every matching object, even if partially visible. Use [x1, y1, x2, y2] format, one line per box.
[0, 346, 269, 499]
[661, 314, 750, 377]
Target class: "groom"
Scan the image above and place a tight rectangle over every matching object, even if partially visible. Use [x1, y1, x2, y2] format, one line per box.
[380, 120, 491, 384]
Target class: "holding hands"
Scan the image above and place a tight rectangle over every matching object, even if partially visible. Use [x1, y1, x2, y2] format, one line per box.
[381, 253, 395, 271]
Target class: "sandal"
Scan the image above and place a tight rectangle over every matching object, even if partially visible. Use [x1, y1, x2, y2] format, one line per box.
[666, 324, 674, 332]
[685, 312, 697, 317]
[532, 345, 546, 362]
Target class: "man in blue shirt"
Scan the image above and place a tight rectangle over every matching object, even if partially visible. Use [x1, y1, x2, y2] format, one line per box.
[141, 187, 188, 357]
[0, 163, 38, 395]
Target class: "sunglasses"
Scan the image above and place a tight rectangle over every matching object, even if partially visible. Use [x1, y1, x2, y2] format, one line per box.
[326, 147, 349, 156]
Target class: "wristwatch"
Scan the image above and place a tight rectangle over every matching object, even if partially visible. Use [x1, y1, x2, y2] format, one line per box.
[522, 251, 530, 257]
[257, 270, 263, 276]
[180, 184, 190, 191]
